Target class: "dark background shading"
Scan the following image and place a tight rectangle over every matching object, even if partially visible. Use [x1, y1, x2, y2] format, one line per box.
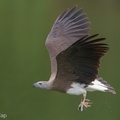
[0, 0, 120, 120]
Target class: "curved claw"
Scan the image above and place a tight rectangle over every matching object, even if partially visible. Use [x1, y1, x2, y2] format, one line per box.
[78, 99, 92, 111]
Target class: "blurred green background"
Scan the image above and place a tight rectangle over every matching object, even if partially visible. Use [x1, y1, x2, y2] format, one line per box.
[0, 0, 120, 120]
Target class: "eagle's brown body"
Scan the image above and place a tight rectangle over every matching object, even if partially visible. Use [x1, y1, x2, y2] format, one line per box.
[33, 5, 116, 111]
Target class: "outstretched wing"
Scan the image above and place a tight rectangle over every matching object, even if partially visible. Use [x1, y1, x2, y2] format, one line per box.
[55, 34, 109, 84]
[45, 5, 90, 77]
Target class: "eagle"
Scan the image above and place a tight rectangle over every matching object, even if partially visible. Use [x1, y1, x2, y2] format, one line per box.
[33, 5, 116, 111]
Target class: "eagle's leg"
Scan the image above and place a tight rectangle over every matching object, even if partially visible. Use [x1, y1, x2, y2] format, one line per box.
[78, 94, 91, 111]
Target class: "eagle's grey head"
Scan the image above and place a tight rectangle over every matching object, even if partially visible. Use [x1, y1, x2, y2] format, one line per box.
[33, 81, 50, 90]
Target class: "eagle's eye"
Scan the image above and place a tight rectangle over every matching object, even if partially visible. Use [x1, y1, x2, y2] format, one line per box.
[39, 83, 42, 85]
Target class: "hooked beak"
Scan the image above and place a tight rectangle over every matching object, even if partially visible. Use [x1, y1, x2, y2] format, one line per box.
[32, 83, 40, 88]
[32, 83, 37, 87]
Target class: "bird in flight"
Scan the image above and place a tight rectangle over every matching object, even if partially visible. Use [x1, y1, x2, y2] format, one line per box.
[33, 5, 116, 111]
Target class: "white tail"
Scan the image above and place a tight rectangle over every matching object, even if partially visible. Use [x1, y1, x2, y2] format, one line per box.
[86, 77, 116, 94]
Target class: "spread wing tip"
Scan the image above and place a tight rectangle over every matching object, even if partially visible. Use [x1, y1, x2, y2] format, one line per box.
[57, 5, 84, 22]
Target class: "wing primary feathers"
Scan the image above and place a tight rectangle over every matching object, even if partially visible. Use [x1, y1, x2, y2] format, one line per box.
[62, 7, 84, 22]
[65, 33, 89, 37]
[69, 8, 84, 20]
[64, 15, 88, 26]
[65, 22, 90, 31]
[57, 9, 69, 21]
[60, 5, 78, 21]
[82, 34, 99, 41]
[64, 14, 87, 27]
[80, 38, 106, 46]
[73, 35, 109, 53]
[65, 28, 90, 35]
[73, 34, 99, 45]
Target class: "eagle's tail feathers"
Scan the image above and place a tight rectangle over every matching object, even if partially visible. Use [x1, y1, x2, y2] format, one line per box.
[86, 77, 116, 94]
